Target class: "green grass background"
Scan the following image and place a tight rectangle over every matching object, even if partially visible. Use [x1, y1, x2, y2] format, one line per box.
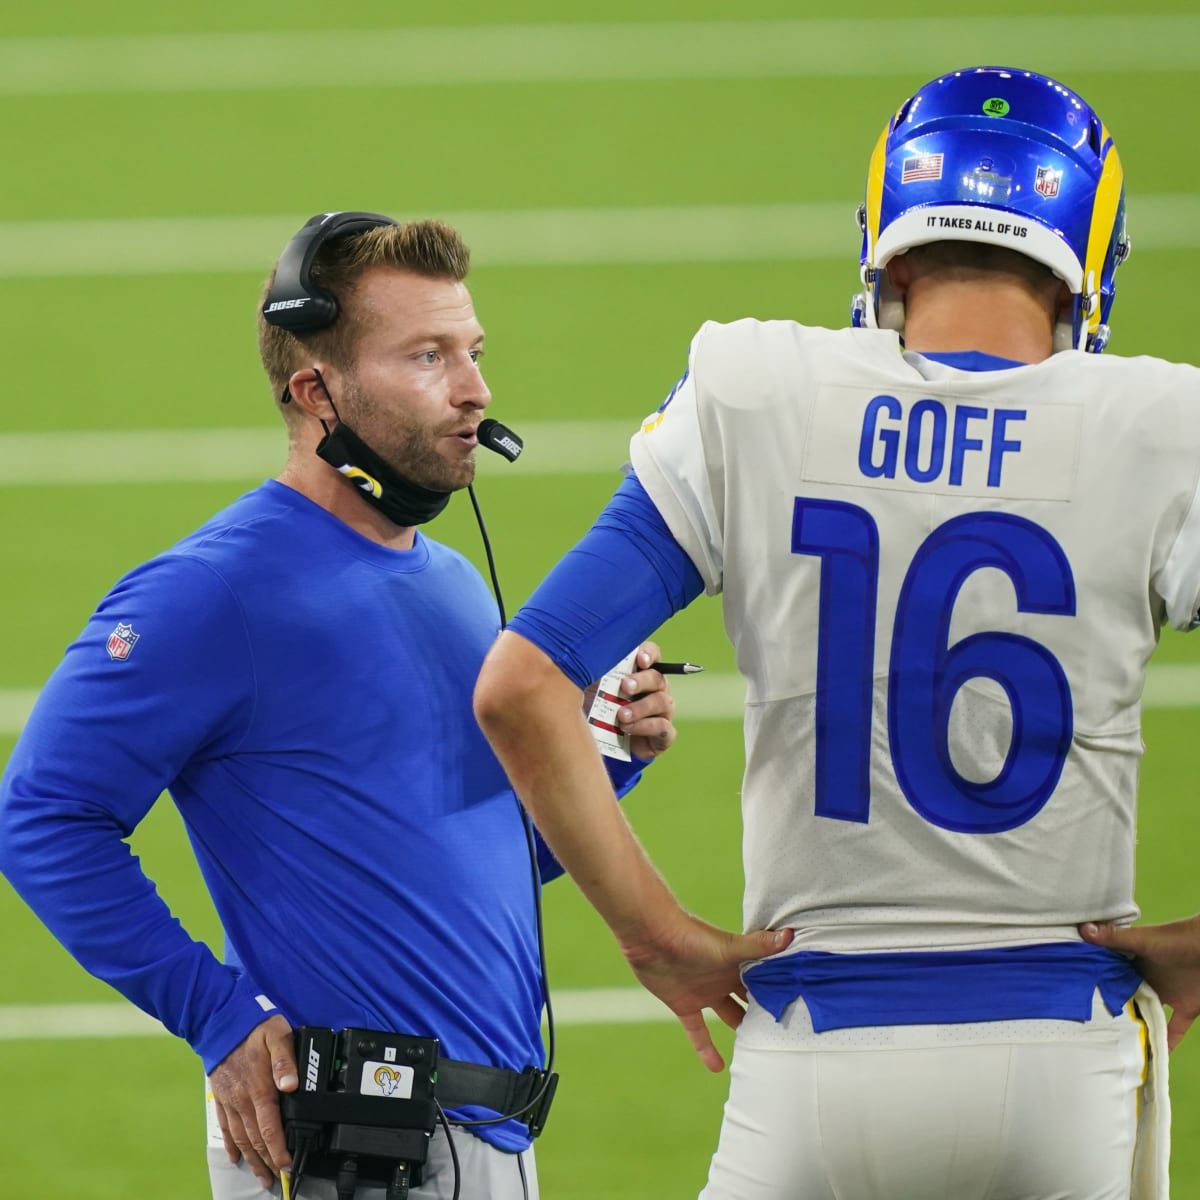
[2, 3, 1199, 1196]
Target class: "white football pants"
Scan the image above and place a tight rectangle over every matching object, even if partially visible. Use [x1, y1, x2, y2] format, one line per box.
[700, 992, 1159, 1200]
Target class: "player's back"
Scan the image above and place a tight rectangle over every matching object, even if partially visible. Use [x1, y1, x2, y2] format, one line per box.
[632, 319, 1200, 952]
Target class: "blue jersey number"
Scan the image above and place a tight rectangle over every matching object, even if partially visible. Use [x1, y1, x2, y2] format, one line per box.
[791, 500, 1076, 834]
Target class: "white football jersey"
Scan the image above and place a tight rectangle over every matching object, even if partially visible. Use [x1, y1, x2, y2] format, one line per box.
[630, 321, 1200, 953]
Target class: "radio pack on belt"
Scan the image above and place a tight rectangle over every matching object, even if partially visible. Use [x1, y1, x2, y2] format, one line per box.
[281, 1025, 559, 1200]
[282, 1026, 439, 1200]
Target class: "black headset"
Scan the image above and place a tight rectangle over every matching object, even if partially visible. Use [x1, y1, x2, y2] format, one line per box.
[261, 211, 398, 334]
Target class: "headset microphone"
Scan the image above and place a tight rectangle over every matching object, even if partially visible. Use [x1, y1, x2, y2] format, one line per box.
[477, 419, 523, 463]
[467, 419, 521, 626]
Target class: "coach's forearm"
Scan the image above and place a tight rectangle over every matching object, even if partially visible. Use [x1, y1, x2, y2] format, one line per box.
[475, 630, 683, 947]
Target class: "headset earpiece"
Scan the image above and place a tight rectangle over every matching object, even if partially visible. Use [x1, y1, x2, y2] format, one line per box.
[261, 211, 398, 334]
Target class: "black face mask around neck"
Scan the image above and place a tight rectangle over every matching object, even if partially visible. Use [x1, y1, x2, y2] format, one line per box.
[315, 420, 452, 528]
[304, 367, 452, 528]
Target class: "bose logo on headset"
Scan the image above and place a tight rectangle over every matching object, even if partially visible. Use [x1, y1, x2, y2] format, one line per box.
[491, 432, 522, 458]
[264, 298, 311, 313]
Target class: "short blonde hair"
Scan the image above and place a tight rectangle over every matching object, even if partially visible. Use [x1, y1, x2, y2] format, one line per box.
[902, 241, 1058, 290]
[256, 219, 471, 402]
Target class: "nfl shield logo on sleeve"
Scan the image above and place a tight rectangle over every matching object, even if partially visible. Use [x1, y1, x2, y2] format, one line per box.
[106, 622, 140, 661]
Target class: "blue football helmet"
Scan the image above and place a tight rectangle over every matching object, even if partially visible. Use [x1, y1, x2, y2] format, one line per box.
[852, 66, 1131, 352]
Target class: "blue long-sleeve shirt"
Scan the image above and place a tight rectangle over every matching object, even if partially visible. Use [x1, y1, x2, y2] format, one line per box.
[0, 479, 643, 1151]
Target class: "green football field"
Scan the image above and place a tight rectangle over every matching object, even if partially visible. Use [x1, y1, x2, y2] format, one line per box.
[2, 2, 1199, 1196]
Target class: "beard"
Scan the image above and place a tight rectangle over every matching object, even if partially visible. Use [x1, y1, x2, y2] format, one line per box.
[339, 376, 476, 494]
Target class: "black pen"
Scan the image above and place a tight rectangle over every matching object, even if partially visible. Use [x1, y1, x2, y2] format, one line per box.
[655, 661, 705, 675]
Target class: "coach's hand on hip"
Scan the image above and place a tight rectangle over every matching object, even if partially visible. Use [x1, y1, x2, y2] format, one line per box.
[208, 1014, 298, 1190]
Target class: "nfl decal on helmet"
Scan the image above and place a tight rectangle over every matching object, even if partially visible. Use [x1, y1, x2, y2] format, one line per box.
[851, 66, 1131, 353]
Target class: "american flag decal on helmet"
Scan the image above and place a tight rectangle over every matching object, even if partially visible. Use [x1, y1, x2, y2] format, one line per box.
[901, 153, 944, 183]
[106, 622, 140, 661]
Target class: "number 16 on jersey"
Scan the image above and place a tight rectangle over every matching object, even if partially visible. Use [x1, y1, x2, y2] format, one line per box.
[792, 498, 1076, 836]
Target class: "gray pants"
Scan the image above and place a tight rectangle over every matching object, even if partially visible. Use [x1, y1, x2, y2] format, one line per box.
[207, 1128, 539, 1200]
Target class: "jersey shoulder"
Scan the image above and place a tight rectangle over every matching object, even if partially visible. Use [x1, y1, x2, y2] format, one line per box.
[1072, 348, 1200, 385]
[688, 319, 902, 413]
[692, 317, 896, 358]
[1060, 351, 1200, 446]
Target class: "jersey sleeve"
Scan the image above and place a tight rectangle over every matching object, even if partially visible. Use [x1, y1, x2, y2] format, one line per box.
[1157, 472, 1200, 631]
[507, 472, 704, 688]
[0, 553, 280, 1072]
[628, 325, 726, 595]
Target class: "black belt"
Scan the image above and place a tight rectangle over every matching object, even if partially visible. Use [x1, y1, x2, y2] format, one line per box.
[436, 1059, 559, 1137]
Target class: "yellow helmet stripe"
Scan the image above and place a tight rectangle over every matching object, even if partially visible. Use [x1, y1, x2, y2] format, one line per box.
[1083, 129, 1124, 333]
[864, 122, 890, 267]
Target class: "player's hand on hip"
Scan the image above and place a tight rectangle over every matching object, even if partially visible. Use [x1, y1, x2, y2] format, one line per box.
[1081, 916, 1200, 1050]
[623, 915, 793, 1072]
[615, 641, 677, 759]
[208, 1014, 298, 1189]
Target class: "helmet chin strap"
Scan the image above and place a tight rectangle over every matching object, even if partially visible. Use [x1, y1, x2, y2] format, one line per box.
[854, 264, 905, 336]
[875, 270, 907, 336]
[1054, 272, 1104, 353]
[1054, 308, 1081, 354]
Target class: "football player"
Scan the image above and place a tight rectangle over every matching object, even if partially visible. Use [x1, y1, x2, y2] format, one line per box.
[476, 66, 1198, 1198]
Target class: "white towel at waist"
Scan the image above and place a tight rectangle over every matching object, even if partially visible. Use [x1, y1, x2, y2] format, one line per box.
[1131, 981, 1171, 1200]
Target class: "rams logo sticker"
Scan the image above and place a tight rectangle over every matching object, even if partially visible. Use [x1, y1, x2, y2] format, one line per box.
[360, 1061, 414, 1098]
[106, 622, 140, 661]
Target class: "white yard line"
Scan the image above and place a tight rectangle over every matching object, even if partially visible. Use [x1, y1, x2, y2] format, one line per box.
[0, 421, 635, 485]
[0, 197, 1196, 279]
[1, 18, 1198, 95]
[0, 988, 672, 1041]
[4, 665, 1200, 737]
